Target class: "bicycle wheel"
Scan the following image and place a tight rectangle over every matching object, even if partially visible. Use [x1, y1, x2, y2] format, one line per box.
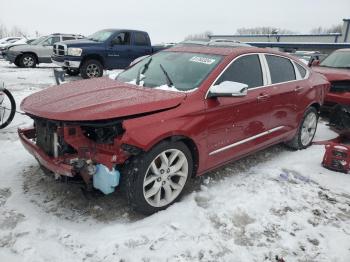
[0, 88, 16, 129]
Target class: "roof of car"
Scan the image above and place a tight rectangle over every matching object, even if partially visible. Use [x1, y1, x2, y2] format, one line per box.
[335, 48, 350, 52]
[166, 45, 294, 60]
[99, 29, 148, 33]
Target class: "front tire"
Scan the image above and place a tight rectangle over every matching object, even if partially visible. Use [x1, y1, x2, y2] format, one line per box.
[286, 107, 318, 150]
[80, 59, 103, 79]
[122, 141, 193, 215]
[19, 53, 36, 68]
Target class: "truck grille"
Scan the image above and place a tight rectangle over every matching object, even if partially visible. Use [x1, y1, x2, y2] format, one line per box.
[53, 44, 66, 56]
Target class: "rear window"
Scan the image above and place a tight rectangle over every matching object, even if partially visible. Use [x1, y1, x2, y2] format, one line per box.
[62, 36, 76, 41]
[266, 55, 296, 84]
[296, 63, 307, 78]
[134, 33, 148, 46]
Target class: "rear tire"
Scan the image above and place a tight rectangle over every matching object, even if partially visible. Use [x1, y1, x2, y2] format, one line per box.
[286, 107, 318, 150]
[19, 53, 36, 68]
[80, 59, 103, 79]
[121, 141, 193, 215]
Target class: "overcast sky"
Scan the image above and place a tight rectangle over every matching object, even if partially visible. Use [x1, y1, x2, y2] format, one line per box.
[0, 0, 349, 43]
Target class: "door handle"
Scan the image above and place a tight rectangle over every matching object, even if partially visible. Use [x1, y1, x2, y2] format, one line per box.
[294, 86, 304, 92]
[257, 93, 269, 101]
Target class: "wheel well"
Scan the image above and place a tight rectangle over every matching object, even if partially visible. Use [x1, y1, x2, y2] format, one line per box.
[310, 103, 321, 113]
[81, 54, 105, 68]
[166, 136, 199, 178]
[17, 52, 39, 64]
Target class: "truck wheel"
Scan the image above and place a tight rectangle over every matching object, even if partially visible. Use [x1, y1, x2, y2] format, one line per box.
[80, 60, 103, 79]
[14, 60, 21, 67]
[19, 54, 36, 68]
[122, 141, 193, 215]
[65, 68, 80, 76]
[286, 107, 318, 150]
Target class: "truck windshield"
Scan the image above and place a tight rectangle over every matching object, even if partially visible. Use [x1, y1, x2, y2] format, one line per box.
[116, 51, 223, 91]
[320, 51, 350, 69]
[87, 30, 114, 42]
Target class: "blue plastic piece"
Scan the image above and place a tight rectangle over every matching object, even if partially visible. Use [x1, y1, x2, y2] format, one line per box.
[93, 164, 120, 195]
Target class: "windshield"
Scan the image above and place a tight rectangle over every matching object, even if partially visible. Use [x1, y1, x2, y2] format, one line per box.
[117, 51, 223, 91]
[87, 30, 114, 42]
[30, 36, 46, 45]
[320, 51, 350, 69]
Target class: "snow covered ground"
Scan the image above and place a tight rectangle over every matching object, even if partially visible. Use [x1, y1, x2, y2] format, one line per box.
[0, 59, 350, 262]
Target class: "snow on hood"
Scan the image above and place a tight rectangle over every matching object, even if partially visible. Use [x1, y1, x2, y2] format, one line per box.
[21, 77, 186, 121]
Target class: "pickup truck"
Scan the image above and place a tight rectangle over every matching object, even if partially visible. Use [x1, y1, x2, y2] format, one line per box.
[51, 29, 167, 78]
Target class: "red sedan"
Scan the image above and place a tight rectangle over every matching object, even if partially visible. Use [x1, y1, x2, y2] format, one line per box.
[19, 44, 329, 214]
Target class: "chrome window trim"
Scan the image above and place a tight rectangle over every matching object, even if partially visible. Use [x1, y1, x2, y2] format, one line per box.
[205, 52, 311, 98]
[292, 60, 302, 80]
[293, 60, 310, 79]
[209, 126, 285, 156]
[259, 54, 271, 85]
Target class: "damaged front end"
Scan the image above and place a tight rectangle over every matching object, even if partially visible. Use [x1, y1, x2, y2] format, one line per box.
[18, 117, 137, 194]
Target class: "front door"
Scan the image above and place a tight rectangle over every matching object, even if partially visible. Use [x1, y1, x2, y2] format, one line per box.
[205, 54, 274, 169]
[36, 36, 61, 63]
[106, 32, 132, 69]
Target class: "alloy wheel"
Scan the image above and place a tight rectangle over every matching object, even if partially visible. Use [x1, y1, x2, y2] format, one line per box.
[86, 64, 101, 78]
[301, 112, 317, 146]
[143, 149, 189, 207]
[23, 56, 34, 67]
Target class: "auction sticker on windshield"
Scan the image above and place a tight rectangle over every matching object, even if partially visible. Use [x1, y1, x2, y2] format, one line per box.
[190, 56, 216, 65]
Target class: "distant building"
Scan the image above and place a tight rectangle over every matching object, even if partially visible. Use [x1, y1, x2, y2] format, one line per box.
[209, 19, 350, 53]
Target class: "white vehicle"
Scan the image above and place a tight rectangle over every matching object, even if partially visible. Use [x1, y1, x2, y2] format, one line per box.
[0, 37, 36, 56]
[0, 37, 22, 48]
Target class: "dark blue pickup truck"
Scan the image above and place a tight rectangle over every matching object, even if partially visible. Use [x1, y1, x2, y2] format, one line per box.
[51, 29, 166, 78]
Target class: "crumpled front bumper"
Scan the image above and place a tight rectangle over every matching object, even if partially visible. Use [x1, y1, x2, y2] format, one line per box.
[18, 127, 73, 176]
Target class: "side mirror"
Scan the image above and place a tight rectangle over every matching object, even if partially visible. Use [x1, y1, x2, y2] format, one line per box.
[208, 81, 248, 98]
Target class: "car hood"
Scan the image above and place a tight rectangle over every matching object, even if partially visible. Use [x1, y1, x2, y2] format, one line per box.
[21, 77, 186, 121]
[9, 44, 34, 52]
[312, 66, 350, 82]
[58, 39, 102, 47]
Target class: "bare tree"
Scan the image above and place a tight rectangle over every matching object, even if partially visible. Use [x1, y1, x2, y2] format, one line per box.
[184, 30, 213, 41]
[236, 27, 295, 35]
[310, 24, 342, 34]
[0, 23, 28, 38]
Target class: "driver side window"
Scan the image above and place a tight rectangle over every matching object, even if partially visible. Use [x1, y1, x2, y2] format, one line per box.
[112, 32, 131, 45]
[216, 54, 263, 88]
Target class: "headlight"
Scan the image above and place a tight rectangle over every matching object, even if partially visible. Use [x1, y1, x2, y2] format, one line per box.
[67, 47, 82, 56]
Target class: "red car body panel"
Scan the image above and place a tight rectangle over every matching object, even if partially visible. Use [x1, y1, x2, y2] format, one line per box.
[19, 46, 329, 178]
[21, 77, 186, 121]
[312, 60, 350, 107]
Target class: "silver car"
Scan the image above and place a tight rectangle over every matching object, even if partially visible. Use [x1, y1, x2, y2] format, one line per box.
[5, 33, 83, 68]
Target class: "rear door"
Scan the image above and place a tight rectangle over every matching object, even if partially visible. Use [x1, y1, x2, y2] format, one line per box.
[262, 54, 302, 140]
[206, 53, 275, 168]
[130, 32, 153, 60]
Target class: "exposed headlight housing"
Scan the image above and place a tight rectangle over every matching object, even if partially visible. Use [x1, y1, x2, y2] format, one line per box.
[67, 47, 82, 56]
